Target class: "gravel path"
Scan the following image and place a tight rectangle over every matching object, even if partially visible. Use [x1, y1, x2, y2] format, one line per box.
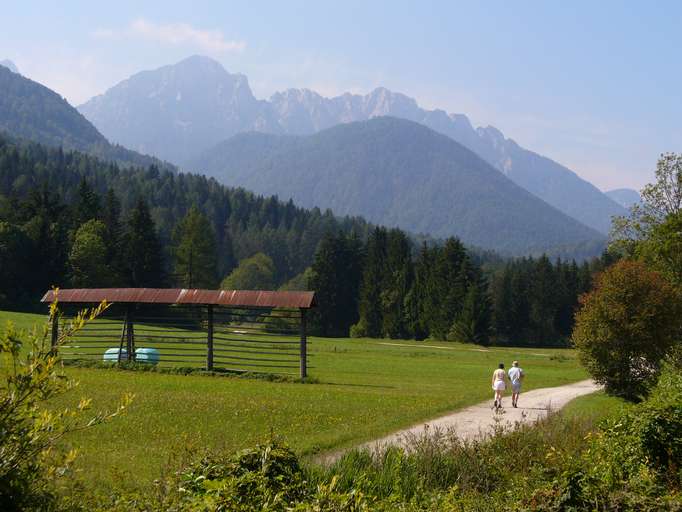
[320, 379, 600, 464]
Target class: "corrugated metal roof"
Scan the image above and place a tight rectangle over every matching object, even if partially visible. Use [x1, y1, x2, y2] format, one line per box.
[41, 288, 316, 309]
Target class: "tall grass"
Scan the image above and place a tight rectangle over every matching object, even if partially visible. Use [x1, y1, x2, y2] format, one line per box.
[308, 409, 604, 504]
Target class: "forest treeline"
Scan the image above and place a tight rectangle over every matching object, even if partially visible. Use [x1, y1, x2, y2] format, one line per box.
[0, 135, 371, 308]
[0, 135, 610, 345]
[308, 229, 614, 345]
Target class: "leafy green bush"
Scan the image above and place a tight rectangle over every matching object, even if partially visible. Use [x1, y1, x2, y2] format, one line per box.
[0, 301, 132, 511]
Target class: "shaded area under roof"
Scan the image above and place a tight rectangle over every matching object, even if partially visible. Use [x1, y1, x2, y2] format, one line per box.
[41, 288, 316, 309]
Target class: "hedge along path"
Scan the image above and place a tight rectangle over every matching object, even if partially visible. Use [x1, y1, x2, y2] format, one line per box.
[320, 379, 600, 464]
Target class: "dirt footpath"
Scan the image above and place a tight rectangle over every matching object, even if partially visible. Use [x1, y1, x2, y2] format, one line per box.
[321, 379, 600, 464]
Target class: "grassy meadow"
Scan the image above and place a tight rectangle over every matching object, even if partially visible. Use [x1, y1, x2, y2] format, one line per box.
[0, 309, 588, 492]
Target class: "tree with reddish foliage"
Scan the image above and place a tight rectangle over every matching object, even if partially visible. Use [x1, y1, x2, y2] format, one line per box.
[572, 260, 681, 401]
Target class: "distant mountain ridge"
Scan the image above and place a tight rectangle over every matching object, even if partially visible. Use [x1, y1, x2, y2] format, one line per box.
[78, 55, 627, 234]
[0, 65, 173, 170]
[192, 116, 606, 256]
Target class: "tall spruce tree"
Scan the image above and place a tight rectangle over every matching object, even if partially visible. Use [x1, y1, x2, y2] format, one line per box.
[123, 198, 164, 287]
[449, 268, 492, 345]
[409, 243, 437, 340]
[75, 177, 100, 225]
[172, 206, 219, 288]
[381, 229, 413, 339]
[308, 232, 363, 337]
[355, 227, 387, 337]
[429, 238, 468, 339]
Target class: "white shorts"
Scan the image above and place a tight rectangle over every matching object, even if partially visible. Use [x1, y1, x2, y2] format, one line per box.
[492, 381, 505, 391]
[512, 382, 522, 393]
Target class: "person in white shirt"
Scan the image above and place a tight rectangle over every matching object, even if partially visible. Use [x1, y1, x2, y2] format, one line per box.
[508, 360, 524, 408]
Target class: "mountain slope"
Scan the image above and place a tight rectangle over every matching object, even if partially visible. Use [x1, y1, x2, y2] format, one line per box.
[78, 55, 277, 165]
[79, 57, 626, 234]
[268, 87, 628, 234]
[192, 117, 605, 255]
[605, 188, 641, 209]
[0, 60, 18, 73]
[0, 65, 172, 170]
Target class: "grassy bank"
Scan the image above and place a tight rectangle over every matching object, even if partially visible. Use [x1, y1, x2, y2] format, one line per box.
[1, 309, 588, 492]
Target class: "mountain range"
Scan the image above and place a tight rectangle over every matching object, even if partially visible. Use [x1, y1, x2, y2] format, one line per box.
[192, 116, 605, 255]
[0, 56, 614, 257]
[78, 55, 627, 234]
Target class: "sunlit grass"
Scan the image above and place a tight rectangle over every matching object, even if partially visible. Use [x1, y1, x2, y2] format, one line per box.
[0, 309, 588, 492]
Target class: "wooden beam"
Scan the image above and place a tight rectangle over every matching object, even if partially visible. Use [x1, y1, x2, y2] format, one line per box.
[299, 308, 307, 379]
[207, 305, 214, 370]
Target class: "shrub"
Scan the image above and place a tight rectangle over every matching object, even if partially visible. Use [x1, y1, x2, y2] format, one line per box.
[571, 260, 681, 401]
[0, 300, 132, 511]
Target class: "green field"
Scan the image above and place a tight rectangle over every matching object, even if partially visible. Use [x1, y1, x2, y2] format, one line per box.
[562, 390, 629, 421]
[1, 309, 588, 492]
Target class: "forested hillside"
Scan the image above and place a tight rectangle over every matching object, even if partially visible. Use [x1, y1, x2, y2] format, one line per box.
[0, 135, 371, 309]
[0, 134, 604, 345]
[0, 65, 173, 171]
[192, 117, 606, 257]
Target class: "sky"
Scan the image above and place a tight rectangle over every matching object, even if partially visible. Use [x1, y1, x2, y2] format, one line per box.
[2, 1, 680, 191]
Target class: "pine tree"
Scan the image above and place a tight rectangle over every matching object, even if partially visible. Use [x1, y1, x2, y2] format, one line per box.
[172, 206, 219, 288]
[430, 238, 468, 339]
[448, 270, 492, 345]
[308, 232, 363, 337]
[529, 255, 558, 343]
[123, 198, 164, 287]
[381, 229, 413, 338]
[356, 227, 387, 337]
[75, 177, 100, 225]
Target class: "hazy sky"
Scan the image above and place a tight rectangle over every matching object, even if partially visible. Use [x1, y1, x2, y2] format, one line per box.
[2, 1, 680, 190]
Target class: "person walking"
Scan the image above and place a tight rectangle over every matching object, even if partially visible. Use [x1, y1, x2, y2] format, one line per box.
[491, 362, 508, 410]
[508, 360, 524, 408]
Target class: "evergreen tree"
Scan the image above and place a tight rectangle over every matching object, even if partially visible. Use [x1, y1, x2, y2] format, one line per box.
[122, 198, 164, 287]
[429, 238, 468, 339]
[448, 269, 492, 345]
[308, 232, 363, 337]
[21, 184, 69, 295]
[355, 227, 387, 337]
[75, 177, 100, 225]
[409, 243, 437, 340]
[172, 206, 219, 288]
[381, 229, 413, 338]
[528, 255, 558, 343]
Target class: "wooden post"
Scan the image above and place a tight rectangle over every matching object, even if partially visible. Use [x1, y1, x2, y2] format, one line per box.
[126, 305, 135, 362]
[299, 308, 307, 379]
[118, 308, 127, 364]
[206, 305, 214, 371]
[50, 313, 59, 355]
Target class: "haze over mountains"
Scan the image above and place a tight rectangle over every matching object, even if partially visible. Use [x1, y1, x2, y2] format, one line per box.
[79, 55, 627, 234]
[0, 65, 172, 170]
[192, 117, 605, 255]
[605, 188, 641, 209]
